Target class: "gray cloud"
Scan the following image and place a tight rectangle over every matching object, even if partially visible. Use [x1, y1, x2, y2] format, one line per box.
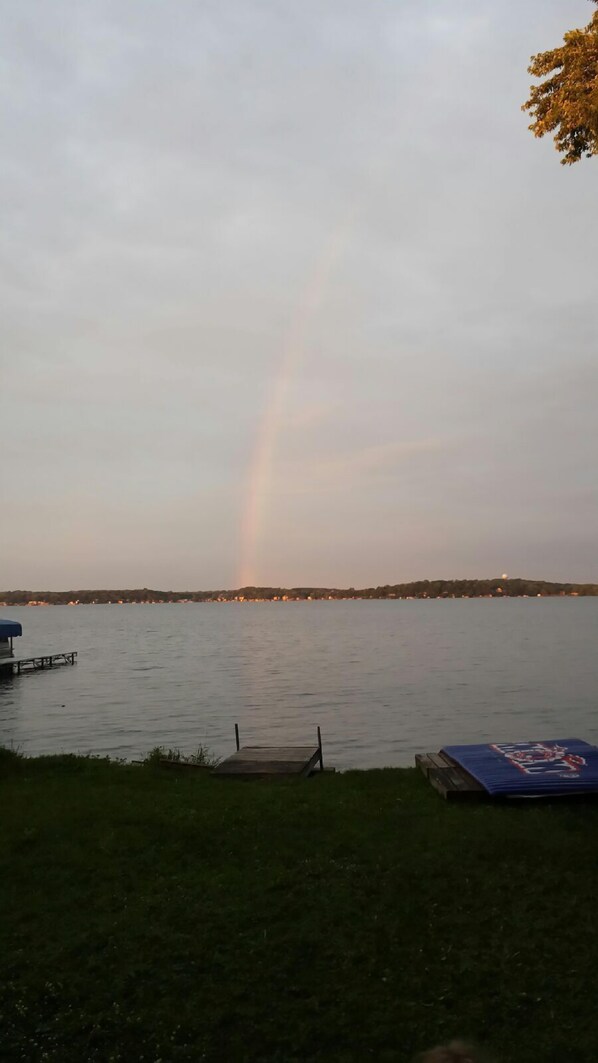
[1, 0, 596, 588]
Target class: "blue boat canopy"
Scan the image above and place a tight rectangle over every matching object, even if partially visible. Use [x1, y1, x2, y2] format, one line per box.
[0, 619, 22, 639]
[443, 738, 598, 797]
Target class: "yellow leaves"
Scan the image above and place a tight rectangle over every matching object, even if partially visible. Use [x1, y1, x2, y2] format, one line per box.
[522, 7, 598, 163]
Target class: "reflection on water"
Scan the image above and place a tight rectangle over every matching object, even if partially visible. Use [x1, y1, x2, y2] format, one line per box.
[1, 600, 597, 769]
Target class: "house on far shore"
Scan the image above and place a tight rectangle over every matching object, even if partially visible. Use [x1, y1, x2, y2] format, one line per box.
[0, 619, 22, 659]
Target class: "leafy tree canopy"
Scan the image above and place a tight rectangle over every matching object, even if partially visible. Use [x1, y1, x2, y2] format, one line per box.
[523, 0, 598, 164]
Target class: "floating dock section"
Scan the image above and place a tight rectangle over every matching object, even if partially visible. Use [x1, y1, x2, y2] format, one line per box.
[213, 726, 325, 779]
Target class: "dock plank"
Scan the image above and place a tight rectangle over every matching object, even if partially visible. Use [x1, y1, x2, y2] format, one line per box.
[416, 751, 486, 800]
[225, 748, 317, 764]
[414, 753, 434, 777]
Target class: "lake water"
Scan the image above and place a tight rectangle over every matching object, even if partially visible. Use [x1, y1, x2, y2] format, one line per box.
[1, 600, 597, 769]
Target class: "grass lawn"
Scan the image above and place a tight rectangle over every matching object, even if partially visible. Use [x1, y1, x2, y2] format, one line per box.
[2, 753, 598, 1062]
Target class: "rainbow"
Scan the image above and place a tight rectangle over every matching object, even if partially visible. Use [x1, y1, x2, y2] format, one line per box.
[238, 213, 355, 588]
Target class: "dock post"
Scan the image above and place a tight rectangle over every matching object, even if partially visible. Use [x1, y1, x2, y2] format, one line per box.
[317, 726, 324, 772]
[235, 723, 240, 752]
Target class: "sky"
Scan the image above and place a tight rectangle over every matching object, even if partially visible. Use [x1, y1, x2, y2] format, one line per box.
[2, 0, 597, 590]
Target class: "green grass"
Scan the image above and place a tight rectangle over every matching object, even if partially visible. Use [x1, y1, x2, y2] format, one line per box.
[2, 753, 598, 1062]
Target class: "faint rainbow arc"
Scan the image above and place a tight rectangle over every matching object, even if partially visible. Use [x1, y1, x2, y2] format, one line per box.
[238, 212, 356, 588]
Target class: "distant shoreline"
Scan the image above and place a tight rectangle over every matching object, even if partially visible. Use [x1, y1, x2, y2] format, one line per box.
[1, 578, 597, 606]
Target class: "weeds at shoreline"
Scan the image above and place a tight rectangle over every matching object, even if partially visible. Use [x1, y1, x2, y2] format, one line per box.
[0, 743, 23, 764]
[143, 744, 220, 768]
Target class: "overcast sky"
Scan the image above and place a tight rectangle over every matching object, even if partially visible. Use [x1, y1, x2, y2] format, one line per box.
[2, 0, 596, 590]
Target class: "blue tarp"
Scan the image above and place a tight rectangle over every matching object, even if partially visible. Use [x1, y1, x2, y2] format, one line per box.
[442, 739, 598, 797]
[0, 619, 22, 639]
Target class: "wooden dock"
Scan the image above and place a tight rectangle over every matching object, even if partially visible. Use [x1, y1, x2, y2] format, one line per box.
[214, 725, 325, 779]
[416, 750, 486, 801]
[0, 651, 78, 675]
[213, 746, 323, 779]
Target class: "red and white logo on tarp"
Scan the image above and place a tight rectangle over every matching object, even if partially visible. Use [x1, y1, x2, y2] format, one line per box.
[490, 742, 586, 778]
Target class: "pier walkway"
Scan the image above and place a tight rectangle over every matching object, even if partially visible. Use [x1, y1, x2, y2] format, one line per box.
[1, 651, 78, 675]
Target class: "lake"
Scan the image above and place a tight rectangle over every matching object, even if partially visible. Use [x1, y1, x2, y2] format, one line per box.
[1, 599, 597, 769]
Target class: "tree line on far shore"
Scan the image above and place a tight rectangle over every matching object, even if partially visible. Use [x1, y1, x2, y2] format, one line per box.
[1, 579, 597, 605]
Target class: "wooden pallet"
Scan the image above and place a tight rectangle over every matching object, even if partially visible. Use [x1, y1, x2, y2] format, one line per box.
[213, 745, 323, 780]
[416, 751, 487, 801]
